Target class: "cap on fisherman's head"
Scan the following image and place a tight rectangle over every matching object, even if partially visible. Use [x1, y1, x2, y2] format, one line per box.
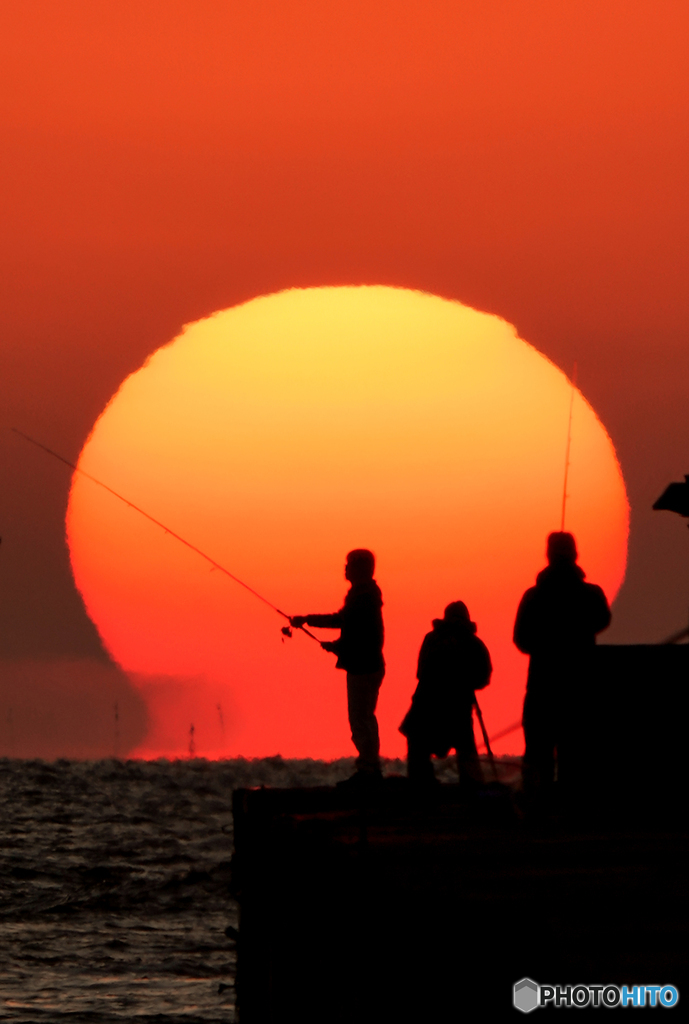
[346, 549, 375, 578]
[443, 601, 470, 622]
[547, 531, 578, 564]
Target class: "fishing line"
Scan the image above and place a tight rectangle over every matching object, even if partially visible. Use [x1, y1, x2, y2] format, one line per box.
[11, 427, 322, 645]
[560, 361, 578, 532]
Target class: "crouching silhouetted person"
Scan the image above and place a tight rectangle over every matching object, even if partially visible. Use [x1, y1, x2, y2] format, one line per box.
[400, 602, 492, 789]
[291, 549, 385, 786]
[514, 532, 611, 810]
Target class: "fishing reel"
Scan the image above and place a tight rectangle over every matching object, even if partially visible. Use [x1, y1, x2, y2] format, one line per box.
[281, 625, 293, 641]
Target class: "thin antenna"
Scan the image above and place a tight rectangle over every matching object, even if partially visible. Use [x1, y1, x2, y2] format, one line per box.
[114, 701, 120, 759]
[7, 707, 15, 758]
[560, 362, 578, 531]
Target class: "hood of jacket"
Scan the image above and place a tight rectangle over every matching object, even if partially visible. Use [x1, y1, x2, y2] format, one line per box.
[535, 562, 586, 588]
[431, 616, 477, 636]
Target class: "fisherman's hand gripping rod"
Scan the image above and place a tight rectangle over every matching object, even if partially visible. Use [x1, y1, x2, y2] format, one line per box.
[12, 427, 323, 647]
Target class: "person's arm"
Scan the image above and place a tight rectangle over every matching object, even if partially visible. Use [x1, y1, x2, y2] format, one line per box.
[405, 635, 432, 716]
[306, 611, 343, 628]
[472, 639, 493, 690]
[590, 585, 612, 636]
[513, 589, 536, 654]
[415, 633, 433, 681]
[290, 610, 343, 629]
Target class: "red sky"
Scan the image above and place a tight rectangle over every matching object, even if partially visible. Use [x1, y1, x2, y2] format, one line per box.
[0, 1, 687, 756]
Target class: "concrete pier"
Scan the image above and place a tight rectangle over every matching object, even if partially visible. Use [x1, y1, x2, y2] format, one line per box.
[232, 645, 689, 1021]
[232, 784, 687, 1021]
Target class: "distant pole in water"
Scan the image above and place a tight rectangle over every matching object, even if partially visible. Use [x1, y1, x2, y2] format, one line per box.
[7, 707, 15, 758]
[114, 702, 120, 760]
[560, 362, 578, 532]
[216, 703, 225, 744]
[188, 723, 196, 758]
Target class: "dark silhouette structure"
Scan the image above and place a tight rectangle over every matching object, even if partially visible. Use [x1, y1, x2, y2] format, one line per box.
[513, 531, 611, 807]
[653, 475, 689, 641]
[291, 549, 385, 784]
[400, 601, 491, 788]
[233, 768, 689, 1022]
[653, 474, 689, 519]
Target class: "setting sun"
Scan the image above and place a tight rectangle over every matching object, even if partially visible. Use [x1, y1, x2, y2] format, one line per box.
[66, 286, 628, 758]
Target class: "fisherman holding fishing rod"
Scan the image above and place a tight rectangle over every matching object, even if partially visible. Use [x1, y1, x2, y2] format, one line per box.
[290, 549, 386, 789]
[12, 431, 389, 781]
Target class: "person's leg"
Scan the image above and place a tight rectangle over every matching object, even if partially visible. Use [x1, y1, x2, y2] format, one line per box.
[455, 713, 483, 789]
[406, 734, 437, 787]
[554, 659, 586, 803]
[346, 670, 384, 774]
[522, 690, 556, 809]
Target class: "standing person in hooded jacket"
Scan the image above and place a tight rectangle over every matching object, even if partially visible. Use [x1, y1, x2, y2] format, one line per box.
[400, 601, 491, 789]
[291, 549, 385, 787]
[513, 531, 611, 805]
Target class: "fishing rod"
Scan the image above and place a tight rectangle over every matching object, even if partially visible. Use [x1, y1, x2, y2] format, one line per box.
[11, 427, 322, 646]
[481, 719, 522, 745]
[473, 697, 499, 782]
[560, 361, 578, 532]
[662, 623, 689, 645]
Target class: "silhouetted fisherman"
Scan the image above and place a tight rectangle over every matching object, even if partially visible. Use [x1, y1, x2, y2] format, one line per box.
[291, 549, 385, 786]
[400, 602, 491, 790]
[514, 531, 611, 807]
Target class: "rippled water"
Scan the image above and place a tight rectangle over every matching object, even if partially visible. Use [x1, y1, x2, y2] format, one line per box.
[0, 755, 384, 1022]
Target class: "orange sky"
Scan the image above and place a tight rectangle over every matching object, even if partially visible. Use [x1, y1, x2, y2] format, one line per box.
[0, 1, 686, 757]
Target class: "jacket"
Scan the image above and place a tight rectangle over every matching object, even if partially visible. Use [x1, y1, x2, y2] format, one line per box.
[400, 617, 492, 747]
[513, 563, 611, 657]
[306, 579, 385, 674]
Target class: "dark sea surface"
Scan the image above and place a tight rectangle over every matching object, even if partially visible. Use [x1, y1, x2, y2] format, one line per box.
[0, 755, 424, 1023]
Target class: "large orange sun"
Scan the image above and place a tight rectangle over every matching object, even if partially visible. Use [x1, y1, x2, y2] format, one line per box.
[67, 287, 628, 758]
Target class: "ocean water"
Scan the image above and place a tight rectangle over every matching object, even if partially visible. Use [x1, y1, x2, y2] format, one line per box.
[0, 755, 521, 1021]
[0, 756, 401, 1022]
